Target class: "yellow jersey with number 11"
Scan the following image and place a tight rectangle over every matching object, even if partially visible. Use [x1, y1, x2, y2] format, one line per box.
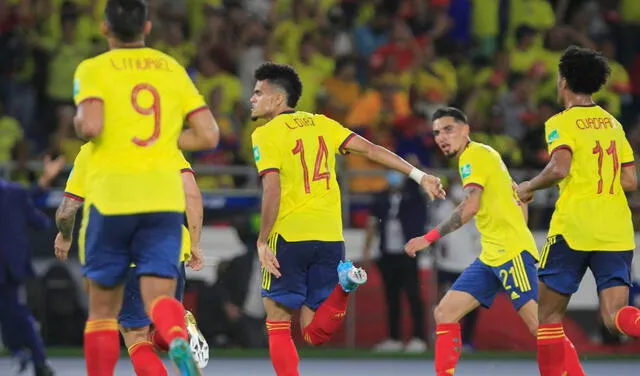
[251, 111, 355, 242]
[545, 105, 635, 251]
[73, 47, 207, 215]
[459, 142, 539, 266]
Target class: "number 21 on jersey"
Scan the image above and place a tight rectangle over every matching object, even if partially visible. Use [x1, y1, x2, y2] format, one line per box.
[292, 136, 330, 194]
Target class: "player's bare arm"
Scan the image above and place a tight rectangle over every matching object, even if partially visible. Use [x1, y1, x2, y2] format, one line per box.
[54, 196, 83, 261]
[182, 170, 205, 271]
[620, 164, 638, 192]
[179, 109, 220, 151]
[344, 134, 446, 200]
[404, 185, 482, 257]
[258, 171, 281, 278]
[74, 99, 104, 139]
[517, 148, 572, 202]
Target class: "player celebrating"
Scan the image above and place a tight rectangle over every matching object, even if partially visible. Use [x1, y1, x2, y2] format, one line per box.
[72, 0, 218, 374]
[250, 62, 444, 375]
[404, 107, 584, 376]
[54, 142, 210, 374]
[516, 46, 639, 376]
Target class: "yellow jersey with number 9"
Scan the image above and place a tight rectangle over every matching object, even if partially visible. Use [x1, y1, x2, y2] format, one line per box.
[459, 142, 539, 266]
[73, 47, 207, 215]
[251, 111, 354, 242]
[63, 142, 194, 264]
[545, 105, 635, 251]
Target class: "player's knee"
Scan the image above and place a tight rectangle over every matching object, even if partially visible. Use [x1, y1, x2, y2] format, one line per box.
[433, 303, 455, 324]
[120, 326, 150, 349]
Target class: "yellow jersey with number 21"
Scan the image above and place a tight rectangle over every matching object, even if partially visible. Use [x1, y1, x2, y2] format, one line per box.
[251, 111, 355, 242]
[545, 105, 635, 251]
[459, 142, 539, 266]
[73, 47, 207, 215]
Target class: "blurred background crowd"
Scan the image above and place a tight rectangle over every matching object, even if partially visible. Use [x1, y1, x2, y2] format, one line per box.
[1, 0, 640, 353]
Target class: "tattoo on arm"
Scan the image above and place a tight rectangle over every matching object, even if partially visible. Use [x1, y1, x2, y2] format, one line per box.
[436, 186, 481, 237]
[55, 197, 82, 240]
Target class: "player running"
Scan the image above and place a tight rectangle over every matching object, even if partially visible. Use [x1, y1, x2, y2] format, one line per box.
[249, 62, 445, 376]
[404, 107, 584, 376]
[54, 142, 210, 374]
[71, 0, 218, 374]
[516, 45, 640, 376]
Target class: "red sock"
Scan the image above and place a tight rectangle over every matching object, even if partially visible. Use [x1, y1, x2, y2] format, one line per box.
[537, 323, 566, 376]
[128, 341, 168, 376]
[563, 336, 585, 376]
[151, 329, 169, 352]
[435, 323, 461, 376]
[266, 321, 299, 376]
[150, 296, 187, 347]
[615, 306, 640, 337]
[302, 285, 348, 345]
[84, 319, 120, 376]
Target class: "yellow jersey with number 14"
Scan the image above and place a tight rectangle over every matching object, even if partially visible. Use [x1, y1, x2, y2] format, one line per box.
[64, 143, 194, 264]
[251, 111, 354, 242]
[545, 105, 635, 251]
[73, 47, 207, 215]
[459, 142, 539, 266]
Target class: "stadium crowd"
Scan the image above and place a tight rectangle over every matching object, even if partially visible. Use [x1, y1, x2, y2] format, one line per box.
[0, 0, 639, 216]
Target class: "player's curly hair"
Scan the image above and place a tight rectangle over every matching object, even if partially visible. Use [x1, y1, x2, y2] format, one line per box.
[105, 0, 148, 43]
[432, 107, 468, 124]
[254, 62, 303, 108]
[559, 45, 610, 95]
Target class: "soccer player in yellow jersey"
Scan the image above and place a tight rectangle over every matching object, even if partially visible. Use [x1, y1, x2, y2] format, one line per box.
[250, 62, 445, 376]
[70, 1, 218, 375]
[517, 46, 639, 376]
[404, 107, 583, 376]
[54, 142, 210, 373]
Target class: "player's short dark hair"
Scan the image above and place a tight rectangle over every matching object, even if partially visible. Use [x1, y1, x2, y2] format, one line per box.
[559, 45, 610, 95]
[254, 62, 303, 108]
[105, 0, 148, 43]
[432, 107, 468, 124]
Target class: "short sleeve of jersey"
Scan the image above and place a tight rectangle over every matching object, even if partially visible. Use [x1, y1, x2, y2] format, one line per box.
[176, 151, 195, 174]
[316, 114, 355, 154]
[179, 68, 207, 119]
[64, 143, 92, 201]
[73, 59, 103, 105]
[251, 127, 282, 176]
[621, 134, 635, 166]
[545, 116, 575, 155]
[459, 147, 489, 189]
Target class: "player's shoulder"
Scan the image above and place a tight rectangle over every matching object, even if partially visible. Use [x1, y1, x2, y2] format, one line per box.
[147, 48, 187, 71]
[76, 54, 104, 73]
[464, 141, 498, 159]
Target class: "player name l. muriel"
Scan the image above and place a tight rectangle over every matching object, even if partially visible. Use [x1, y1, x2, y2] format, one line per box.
[110, 57, 173, 72]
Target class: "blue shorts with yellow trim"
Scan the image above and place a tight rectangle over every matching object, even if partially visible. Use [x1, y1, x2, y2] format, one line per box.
[119, 262, 187, 329]
[451, 251, 538, 311]
[82, 205, 183, 287]
[538, 235, 633, 295]
[261, 234, 345, 310]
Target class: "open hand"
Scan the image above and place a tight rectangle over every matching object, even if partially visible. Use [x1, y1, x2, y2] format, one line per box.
[421, 174, 446, 200]
[257, 240, 281, 278]
[404, 236, 432, 258]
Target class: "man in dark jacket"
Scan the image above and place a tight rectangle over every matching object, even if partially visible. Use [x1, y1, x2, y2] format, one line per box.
[362, 171, 428, 352]
[0, 155, 64, 376]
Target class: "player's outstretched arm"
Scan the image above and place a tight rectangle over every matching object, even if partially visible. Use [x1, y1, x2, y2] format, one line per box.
[179, 109, 220, 151]
[343, 134, 445, 200]
[517, 148, 572, 203]
[621, 164, 638, 192]
[74, 99, 104, 139]
[182, 170, 205, 271]
[257, 171, 281, 278]
[404, 185, 482, 257]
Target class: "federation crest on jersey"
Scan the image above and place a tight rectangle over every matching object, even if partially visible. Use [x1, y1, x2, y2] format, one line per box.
[547, 129, 559, 144]
[253, 146, 261, 162]
[73, 79, 80, 97]
[460, 163, 472, 179]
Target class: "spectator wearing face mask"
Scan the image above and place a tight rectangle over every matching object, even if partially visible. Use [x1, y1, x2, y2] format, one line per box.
[362, 171, 428, 353]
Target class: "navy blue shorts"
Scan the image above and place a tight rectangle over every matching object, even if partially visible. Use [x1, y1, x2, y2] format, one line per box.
[82, 205, 183, 288]
[261, 234, 345, 310]
[538, 235, 633, 295]
[451, 251, 538, 311]
[119, 262, 186, 329]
